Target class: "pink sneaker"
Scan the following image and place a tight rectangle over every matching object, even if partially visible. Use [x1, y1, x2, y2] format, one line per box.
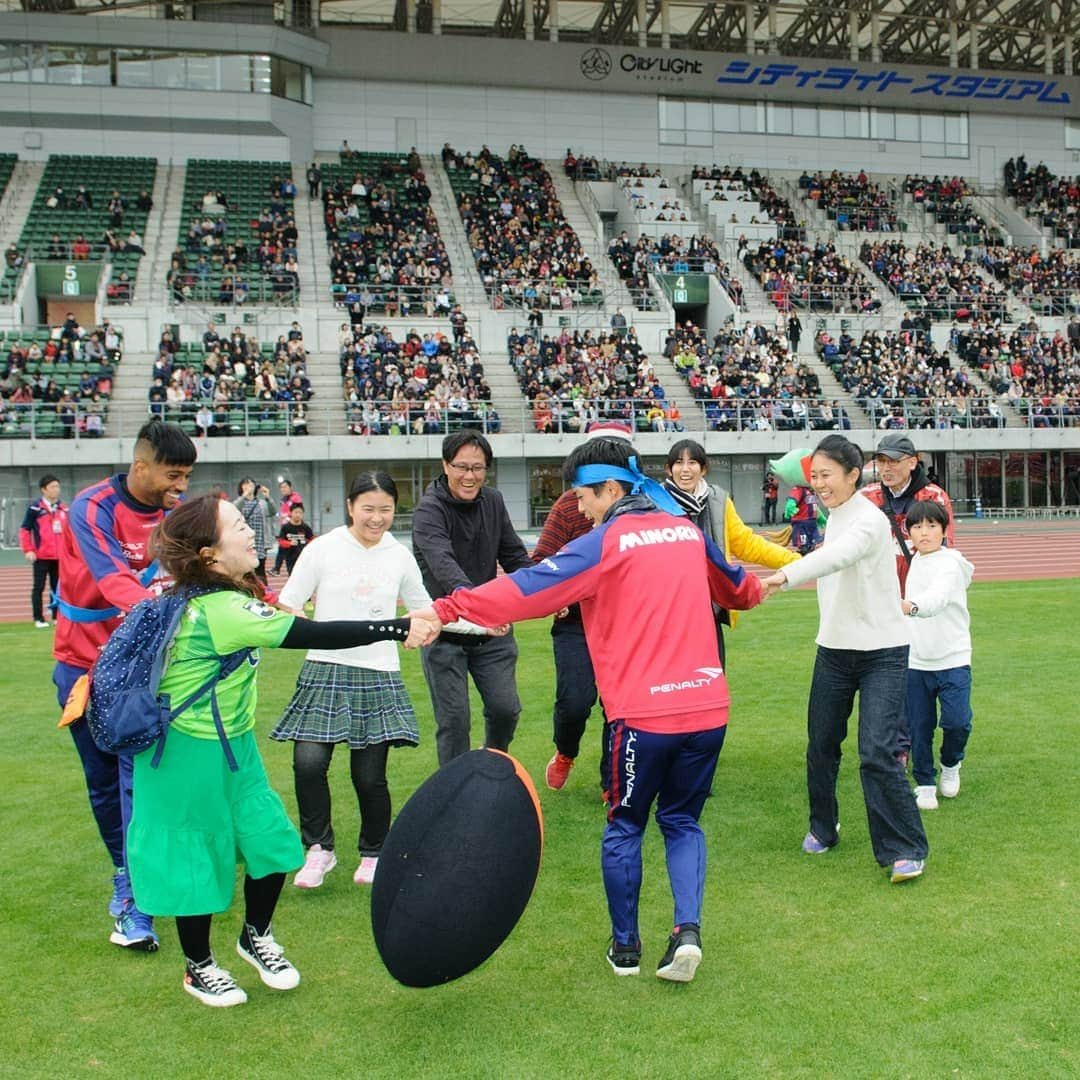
[293, 845, 337, 889]
[353, 856, 378, 885]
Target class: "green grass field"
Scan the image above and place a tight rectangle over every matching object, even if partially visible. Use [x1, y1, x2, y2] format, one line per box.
[1, 580, 1077, 1079]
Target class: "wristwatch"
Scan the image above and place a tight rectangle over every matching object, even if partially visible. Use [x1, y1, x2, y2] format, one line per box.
[907, 602, 919, 616]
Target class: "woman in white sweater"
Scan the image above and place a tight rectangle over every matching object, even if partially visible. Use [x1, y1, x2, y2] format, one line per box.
[272, 471, 487, 889]
[763, 435, 928, 884]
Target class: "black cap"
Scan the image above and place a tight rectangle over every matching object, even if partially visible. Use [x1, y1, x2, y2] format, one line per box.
[873, 434, 917, 460]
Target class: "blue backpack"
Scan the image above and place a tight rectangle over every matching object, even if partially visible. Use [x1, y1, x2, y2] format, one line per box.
[85, 588, 253, 772]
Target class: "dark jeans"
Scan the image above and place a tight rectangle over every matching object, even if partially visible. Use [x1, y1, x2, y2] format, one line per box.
[32, 558, 59, 622]
[906, 666, 973, 785]
[420, 632, 521, 766]
[763, 497, 777, 524]
[292, 740, 391, 856]
[806, 645, 928, 866]
[551, 621, 598, 759]
[54, 661, 134, 877]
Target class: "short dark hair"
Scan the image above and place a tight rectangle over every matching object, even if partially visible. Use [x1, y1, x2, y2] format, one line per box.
[813, 434, 863, 476]
[134, 419, 197, 467]
[441, 429, 492, 467]
[665, 438, 708, 472]
[289, 501, 305, 513]
[39, 473, 59, 490]
[562, 437, 637, 494]
[348, 470, 398, 504]
[906, 500, 950, 530]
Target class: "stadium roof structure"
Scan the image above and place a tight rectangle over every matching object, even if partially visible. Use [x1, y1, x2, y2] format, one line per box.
[8, 0, 1077, 75]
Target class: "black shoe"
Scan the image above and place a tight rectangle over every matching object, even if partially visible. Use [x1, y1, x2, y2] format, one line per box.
[656, 923, 702, 983]
[606, 939, 641, 977]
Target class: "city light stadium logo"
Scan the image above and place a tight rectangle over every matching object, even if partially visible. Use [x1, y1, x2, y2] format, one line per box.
[580, 47, 613, 80]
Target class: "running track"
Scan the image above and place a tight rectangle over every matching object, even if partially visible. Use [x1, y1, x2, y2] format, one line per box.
[2, 521, 1078, 625]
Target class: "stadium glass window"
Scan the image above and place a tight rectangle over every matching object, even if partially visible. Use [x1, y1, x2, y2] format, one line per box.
[739, 102, 765, 133]
[659, 98, 685, 130]
[1068, 120, 1080, 150]
[712, 102, 740, 132]
[818, 107, 845, 138]
[894, 111, 921, 142]
[845, 107, 869, 139]
[766, 103, 793, 135]
[870, 109, 895, 141]
[791, 105, 818, 136]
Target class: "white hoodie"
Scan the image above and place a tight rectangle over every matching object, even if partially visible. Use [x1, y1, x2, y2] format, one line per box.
[905, 547, 975, 670]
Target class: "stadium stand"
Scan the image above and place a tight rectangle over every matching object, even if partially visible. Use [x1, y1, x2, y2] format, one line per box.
[445, 144, 604, 310]
[799, 169, 900, 231]
[902, 174, 1003, 246]
[744, 237, 880, 313]
[691, 164, 806, 242]
[1004, 157, 1080, 249]
[1, 155, 155, 303]
[979, 246, 1079, 316]
[323, 149, 453, 317]
[168, 160, 298, 306]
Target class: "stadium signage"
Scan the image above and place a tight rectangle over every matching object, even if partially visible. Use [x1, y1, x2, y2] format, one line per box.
[580, 47, 703, 83]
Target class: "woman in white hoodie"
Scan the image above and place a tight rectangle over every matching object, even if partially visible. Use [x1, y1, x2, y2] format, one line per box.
[901, 500, 974, 811]
[763, 435, 929, 884]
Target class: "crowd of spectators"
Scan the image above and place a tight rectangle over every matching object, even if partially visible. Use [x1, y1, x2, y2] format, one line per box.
[507, 324, 680, 433]
[339, 317, 499, 436]
[325, 150, 453, 317]
[692, 164, 806, 241]
[978, 246, 1080, 316]
[1004, 157, 1080, 249]
[799, 170, 899, 231]
[902, 175, 1003, 246]
[818, 326, 1002, 429]
[168, 176, 298, 305]
[662, 319, 851, 432]
[861, 240, 1009, 321]
[744, 237, 879, 313]
[148, 321, 311, 435]
[446, 144, 602, 309]
[952, 317, 1079, 427]
[0, 316, 122, 437]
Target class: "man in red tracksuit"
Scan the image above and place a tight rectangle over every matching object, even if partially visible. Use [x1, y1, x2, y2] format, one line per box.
[19, 473, 67, 627]
[416, 437, 764, 983]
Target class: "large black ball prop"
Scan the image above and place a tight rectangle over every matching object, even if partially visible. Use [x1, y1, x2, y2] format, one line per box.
[371, 749, 544, 988]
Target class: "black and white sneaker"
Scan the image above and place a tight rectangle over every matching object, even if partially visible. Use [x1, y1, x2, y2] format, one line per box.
[183, 957, 248, 1008]
[656, 923, 702, 983]
[237, 923, 301, 990]
[606, 939, 641, 977]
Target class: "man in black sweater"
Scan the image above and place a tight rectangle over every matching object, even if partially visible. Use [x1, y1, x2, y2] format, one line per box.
[412, 430, 531, 765]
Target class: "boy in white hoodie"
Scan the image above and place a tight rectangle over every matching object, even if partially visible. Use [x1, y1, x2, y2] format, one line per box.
[901, 501, 974, 810]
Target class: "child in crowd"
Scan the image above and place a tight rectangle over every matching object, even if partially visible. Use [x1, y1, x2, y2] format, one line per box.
[901, 500, 975, 810]
[276, 502, 314, 575]
[127, 494, 434, 1008]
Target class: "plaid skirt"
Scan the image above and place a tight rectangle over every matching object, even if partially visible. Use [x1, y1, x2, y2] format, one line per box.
[270, 660, 419, 749]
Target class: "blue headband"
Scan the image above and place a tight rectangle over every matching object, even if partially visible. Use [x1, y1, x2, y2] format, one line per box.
[573, 456, 686, 517]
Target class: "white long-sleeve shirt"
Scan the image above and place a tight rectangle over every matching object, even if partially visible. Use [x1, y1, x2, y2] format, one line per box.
[781, 490, 908, 651]
[904, 547, 974, 670]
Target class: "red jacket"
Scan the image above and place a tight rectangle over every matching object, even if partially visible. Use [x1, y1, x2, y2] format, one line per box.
[434, 499, 764, 733]
[19, 497, 68, 560]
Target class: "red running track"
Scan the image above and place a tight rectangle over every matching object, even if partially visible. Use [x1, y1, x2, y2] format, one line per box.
[2, 523, 1078, 625]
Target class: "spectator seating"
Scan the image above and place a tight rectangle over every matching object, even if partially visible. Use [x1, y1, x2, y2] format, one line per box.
[149, 322, 310, 437]
[798, 170, 900, 231]
[338, 321, 499, 436]
[861, 240, 1009, 321]
[168, 160, 298, 306]
[664, 320, 849, 432]
[0, 320, 123, 438]
[323, 149, 453, 316]
[0, 154, 15, 202]
[744, 237, 879, 313]
[1, 155, 155, 303]
[979, 246, 1079, 316]
[902, 175, 1003, 247]
[507, 325, 681, 433]
[445, 145, 603, 310]
[1004, 158, 1080, 249]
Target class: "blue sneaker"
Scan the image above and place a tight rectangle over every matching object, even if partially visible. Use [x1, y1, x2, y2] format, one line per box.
[109, 869, 132, 918]
[890, 859, 925, 884]
[801, 832, 831, 854]
[110, 900, 160, 952]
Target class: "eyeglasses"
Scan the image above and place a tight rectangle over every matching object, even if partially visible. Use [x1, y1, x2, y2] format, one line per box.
[448, 463, 487, 475]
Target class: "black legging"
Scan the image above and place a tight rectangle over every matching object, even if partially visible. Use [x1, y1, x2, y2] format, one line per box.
[31, 558, 59, 622]
[175, 872, 285, 965]
[293, 740, 391, 857]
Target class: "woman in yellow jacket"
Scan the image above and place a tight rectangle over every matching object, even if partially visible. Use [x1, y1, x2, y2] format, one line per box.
[664, 438, 800, 666]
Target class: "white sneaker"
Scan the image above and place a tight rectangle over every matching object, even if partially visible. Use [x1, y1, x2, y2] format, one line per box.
[34, 620, 50, 629]
[915, 785, 939, 811]
[293, 844, 337, 889]
[939, 763, 961, 798]
[353, 856, 378, 885]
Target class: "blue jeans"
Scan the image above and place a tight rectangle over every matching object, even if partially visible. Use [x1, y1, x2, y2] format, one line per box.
[602, 720, 726, 945]
[806, 646, 928, 866]
[54, 661, 135, 883]
[420, 632, 521, 767]
[906, 666, 973, 786]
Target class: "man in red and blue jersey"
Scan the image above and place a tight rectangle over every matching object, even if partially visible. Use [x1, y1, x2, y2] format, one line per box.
[54, 420, 196, 951]
[415, 437, 764, 983]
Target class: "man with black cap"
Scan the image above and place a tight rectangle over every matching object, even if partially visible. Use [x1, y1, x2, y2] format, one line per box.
[862, 433, 955, 595]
